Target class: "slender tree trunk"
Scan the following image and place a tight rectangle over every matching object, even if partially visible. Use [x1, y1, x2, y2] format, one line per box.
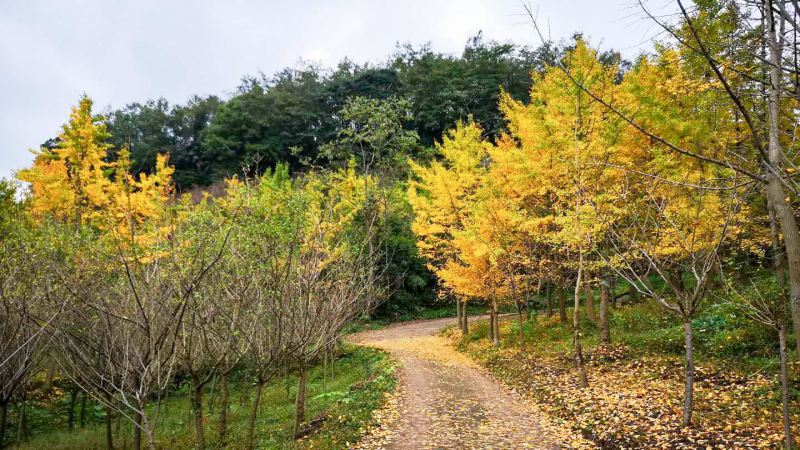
[778, 325, 794, 450]
[207, 374, 217, 414]
[15, 400, 26, 446]
[583, 283, 596, 323]
[67, 389, 78, 430]
[770, 203, 787, 292]
[140, 408, 156, 450]
[294, 364, 308, 438]
[492, 299, 500, 347]
[546, 284, 553, 317]
[456, 301, 464, 334]
[79, 391, 88, 428]
[516, 302, 525, 347]
[765, 3, 800, 355]
[573, 265, 589, 388]
[682, 319, 695, 427]
[488, 304, 495, 343]
[323, 352, 328, 394]
[190, 383, 206, 449]
[462, 300, 469, 334]
[247, 380, 264, 450]
[105, 406, 113, 450]
[134, 411, 143, 450]
[558, 289, 567, 323]
[217, 372, 229, 444]
[767, 146, 800, 356]
[0, 400, 7, 449]
[599, 279, 611, 344]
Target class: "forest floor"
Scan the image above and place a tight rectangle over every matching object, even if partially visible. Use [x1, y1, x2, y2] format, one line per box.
[349, 317, 591, 449]
[447, 303, 800, 449]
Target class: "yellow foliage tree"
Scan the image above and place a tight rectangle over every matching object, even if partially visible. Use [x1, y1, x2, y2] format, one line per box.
[17, 95, 175, 250]
[18, 95, 112, 229]
[408, 121, 491, 332]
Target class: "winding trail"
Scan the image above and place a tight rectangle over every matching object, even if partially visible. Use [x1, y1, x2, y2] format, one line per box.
[349, 317, 576, 449]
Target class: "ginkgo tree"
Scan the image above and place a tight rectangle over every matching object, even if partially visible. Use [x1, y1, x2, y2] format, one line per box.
[482, 40, 626, 383]
[17, 95, 175, 248]
[408, 121, 490, 334]
[594, 47, 753, 426]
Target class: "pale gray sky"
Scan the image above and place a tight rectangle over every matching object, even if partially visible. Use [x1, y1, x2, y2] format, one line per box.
[0, 0, 663, 181]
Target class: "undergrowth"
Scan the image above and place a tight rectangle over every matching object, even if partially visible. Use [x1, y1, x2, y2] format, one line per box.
[9, 346, 396, 449]
[449, 297, 799, 448]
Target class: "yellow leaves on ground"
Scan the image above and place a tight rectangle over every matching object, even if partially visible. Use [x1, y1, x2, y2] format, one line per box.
[364, 334, 479, 369]
[454, 320, 797, 449]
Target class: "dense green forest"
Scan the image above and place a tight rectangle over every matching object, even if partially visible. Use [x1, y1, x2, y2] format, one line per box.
[97, 34, 551, 188]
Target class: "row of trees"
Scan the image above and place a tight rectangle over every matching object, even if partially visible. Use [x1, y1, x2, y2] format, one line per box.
[1, 97, 389, 449]
[57, 34, 628, 321]
[409, 1, 800, 447]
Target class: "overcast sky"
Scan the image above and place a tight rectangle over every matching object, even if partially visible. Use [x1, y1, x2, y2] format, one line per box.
[0, 0, 664, 181]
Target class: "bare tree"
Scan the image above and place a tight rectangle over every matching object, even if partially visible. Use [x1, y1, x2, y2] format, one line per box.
[0, 220, 61, 447]
[285, 203, 383, 437]
[53, 215, 228, 450]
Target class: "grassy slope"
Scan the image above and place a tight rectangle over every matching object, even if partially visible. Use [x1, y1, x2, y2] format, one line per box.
[11, 346, 396, 450]
[449, 293, 800, 449]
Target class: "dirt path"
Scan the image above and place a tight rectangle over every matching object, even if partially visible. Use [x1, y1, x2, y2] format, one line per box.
[349, 317, 581, 449]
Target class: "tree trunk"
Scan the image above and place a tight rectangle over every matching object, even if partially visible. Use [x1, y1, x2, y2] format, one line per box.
[583, 283, 596, 323]
[558, 289, 567, 323]
[217, 372, 229, 444]
[323, 352, 328, 394]
[488, 305, 495, 343]
[294, 364, 308, 438]
[546, 284, 553, 317]
[0, 400, 7, 449]
[769, 203, 787, 292]
[599, 280, 611, 344]
[140, 408, 156, 450]
[247, 380, 264, 450]
[105, 406, 113, 450]
[779, 325, 794, 450]
[190, 383, 206, 449]
[16, 400, 27, 445]
[492, 299, 500, 347]
[462, 300, 469, 334]
[67, 389, 78, 430]
[767, 145, 800, 356]
[516, 302, 525, 347]
[573, 268, 589, 388]
[79, 390, 88, 428]
[456, 301, 464, 334]
[134, 411, 143, 450]
[682, 319, 695, 427]
[765, 3, 800, 356]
